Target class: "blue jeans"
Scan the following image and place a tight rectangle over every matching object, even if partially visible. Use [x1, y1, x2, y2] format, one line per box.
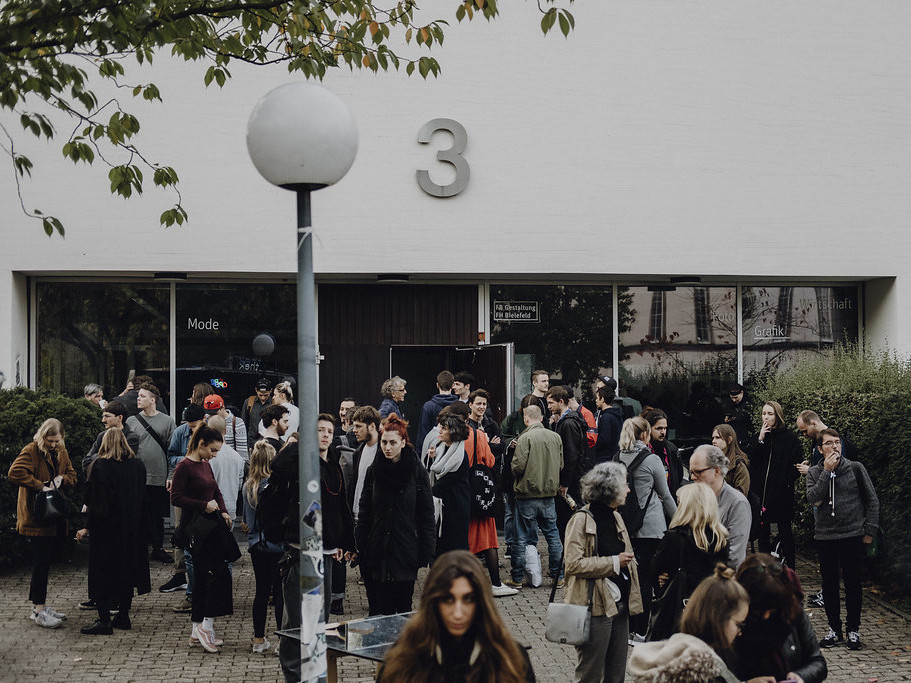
[511, 497, 563, 582]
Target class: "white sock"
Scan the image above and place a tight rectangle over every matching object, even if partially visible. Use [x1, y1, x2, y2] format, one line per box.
[202, 617, 214, 632]
[191, 621, 200, 635]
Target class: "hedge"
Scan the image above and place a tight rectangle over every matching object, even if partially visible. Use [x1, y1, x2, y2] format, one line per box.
[750, 345, 911, 595]
[0, 387, 99, 570]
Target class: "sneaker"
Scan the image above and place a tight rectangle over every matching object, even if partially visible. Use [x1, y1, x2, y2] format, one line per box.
[45, 606, 66, 620]
[190, 625, 224, 647]
[820, 628, 843, 648]
[555, 578, 565, 589]
[628, 632, 647, 645]
[846, 631, 863, 650]
[30, 608, 62, 629]
[80, 619, 113, 635]
[252, 637, 272, 654]
[809, 590, 825, 608]
[150, 547, 173, 564]
[503, 579, 524, 589]
[78, 600, 96, 610]
[172, 597, 193, 614]
[195, 626, 219, 653]
[491, 584, 519, 597]
[159, 573, 188, 593]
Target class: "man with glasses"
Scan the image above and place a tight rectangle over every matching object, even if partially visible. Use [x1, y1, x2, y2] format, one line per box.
[807, 428, 879, 651]
[688, 444, 752, 567]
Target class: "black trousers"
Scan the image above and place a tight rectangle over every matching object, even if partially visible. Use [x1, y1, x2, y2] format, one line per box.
[98, 591, 132, 623]
[758, 517, 795, 569]
[365, 578, 414, 616]
[818, 535, 864, 634]
[144, 485, 166, 549]
[29, 535, 59, 605]
[251, 548, 283, 638]
[629, 537, 661, 636]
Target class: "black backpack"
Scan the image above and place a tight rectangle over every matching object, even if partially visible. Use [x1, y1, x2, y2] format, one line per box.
[468, 428, 497, 518]
[613, 447, 655, 534]
[257, 476, 294, 544]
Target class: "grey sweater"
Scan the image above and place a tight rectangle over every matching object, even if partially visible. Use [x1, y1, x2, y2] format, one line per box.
[619, 442, 677, 539]
[717, 482, 751, 567]
[807, 456, 879, 541]
[126, 412, 176, 487]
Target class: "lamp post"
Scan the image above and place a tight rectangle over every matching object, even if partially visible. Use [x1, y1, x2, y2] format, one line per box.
[246, 82, 358, 682]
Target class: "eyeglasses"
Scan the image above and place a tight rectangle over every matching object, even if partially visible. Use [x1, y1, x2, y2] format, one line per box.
[690, 466, 715, 477]
[821, 440, 840, 447]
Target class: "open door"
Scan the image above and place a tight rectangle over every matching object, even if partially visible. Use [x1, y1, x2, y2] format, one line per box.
[390, 343, 514, 425]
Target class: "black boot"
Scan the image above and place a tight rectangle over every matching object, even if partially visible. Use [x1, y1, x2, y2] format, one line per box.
[111, 613, 132, 630]
[81, 619, 113, 635]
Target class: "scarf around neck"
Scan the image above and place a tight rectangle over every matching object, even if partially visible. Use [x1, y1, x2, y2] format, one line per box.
[430, 440, 466, 480]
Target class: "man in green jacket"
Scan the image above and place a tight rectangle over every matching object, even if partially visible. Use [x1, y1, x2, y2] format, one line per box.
[506, 404, 564, 588]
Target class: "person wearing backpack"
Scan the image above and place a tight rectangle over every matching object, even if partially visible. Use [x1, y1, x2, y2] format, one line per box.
[615, 416, 677, 638]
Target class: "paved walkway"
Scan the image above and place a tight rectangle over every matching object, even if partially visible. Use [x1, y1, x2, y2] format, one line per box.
[1, 540, 909, 682]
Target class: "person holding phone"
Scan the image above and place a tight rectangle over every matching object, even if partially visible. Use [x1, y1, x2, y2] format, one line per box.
[806, 428, 879, 651]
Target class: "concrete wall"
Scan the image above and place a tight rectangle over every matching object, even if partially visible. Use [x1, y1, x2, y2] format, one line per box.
[2, 0, 910, 368]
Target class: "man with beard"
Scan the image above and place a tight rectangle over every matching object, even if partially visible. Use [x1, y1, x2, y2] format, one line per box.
[546, 385, 587, 544]
[260, 404, 289, 451]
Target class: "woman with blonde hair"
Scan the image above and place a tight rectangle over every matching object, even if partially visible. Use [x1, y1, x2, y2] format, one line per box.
[75, 429, 150, 634]
[377, 550, 533, 682]
[647, 483, 730, 641]
[8, 418, 78, 629]
[272, 380, 299, 437]
[747, 399, 802, 568]
[242, 440, 284, 653]
[617, 416, 677, 637]
[711, 423, 751, 497]
[629, 565, 749, 682]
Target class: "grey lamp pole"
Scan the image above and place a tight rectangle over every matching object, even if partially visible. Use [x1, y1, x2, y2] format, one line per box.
[246, 82, 358, 682]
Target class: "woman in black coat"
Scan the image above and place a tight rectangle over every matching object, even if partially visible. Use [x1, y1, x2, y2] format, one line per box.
[734, 554, 827, 683]
[428, 411, 472, 556]
[747, 400, 802, 569]
[76, 429, 151, 634]
[356, 415, 435, 615]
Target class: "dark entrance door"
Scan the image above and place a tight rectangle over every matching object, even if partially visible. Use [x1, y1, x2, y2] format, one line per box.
[390, 343, 514, 425]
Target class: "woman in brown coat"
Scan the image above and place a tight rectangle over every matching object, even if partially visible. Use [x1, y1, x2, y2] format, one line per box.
[8, 418, 78, 628]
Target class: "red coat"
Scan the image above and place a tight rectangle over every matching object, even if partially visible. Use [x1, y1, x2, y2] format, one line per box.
[467, 429, 498, 553]
[8, 441, 78, 537]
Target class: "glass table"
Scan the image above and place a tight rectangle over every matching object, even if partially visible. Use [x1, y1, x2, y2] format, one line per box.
[278, 612, 413, 682]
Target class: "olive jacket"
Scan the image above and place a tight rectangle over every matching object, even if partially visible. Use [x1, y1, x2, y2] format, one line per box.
[8, 441, 78, 537]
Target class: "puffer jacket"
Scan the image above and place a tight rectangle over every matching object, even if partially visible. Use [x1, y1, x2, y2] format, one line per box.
[628, 633, 739, 683]
[563, 505, 643, 618]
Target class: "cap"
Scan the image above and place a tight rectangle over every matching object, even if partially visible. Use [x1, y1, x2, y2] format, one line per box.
[203, 394, 225, 413]
[183, 403, 206, 422]
[255, 377, 273, 391]
[599, 375, 618, 392]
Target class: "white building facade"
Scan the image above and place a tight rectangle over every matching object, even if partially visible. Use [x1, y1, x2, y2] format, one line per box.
[0, 2, 906, 433]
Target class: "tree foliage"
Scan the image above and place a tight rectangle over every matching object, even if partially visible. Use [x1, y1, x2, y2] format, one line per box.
[0, 0, 574, 236]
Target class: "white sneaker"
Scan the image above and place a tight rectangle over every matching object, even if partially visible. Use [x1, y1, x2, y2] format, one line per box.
[45, 606, 66, 620]
[195, 626, 219, 653]
[491, 583, 519, 597]
[190, 624, 224, 648]
[252, 637, 272, 653]
[30, 608, 62, 629]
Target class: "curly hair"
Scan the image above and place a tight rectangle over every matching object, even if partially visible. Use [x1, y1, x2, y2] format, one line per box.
[437, 412, 469, 442]
[580, 461, 627, 506]
[379, 551, 528, 683]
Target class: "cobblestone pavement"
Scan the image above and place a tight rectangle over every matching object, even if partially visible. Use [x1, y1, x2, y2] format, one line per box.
[1, 539, 909, 682]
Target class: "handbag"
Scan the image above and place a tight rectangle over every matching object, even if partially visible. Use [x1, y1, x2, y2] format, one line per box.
[33, 453, 67, 524]
[545, 568, 595, 646]
[645, 542, 687, 641]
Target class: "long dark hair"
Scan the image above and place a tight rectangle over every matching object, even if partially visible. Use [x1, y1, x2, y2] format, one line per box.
[380, 551, 527, 683]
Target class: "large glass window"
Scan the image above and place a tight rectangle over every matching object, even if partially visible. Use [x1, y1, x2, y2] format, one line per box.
[619, 286, 737, 443]
[490, 284, 613, 406]
[175, 283, 296, 411]
[742, 285, 859, 379]
[36, 282, 170, 401]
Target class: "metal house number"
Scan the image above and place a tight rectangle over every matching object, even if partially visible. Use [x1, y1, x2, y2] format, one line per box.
[416, 118, 470, 198]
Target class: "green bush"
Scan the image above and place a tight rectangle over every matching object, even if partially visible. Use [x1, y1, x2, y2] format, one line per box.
[751, 345, 911, 595]
[0, 387, 100, 570]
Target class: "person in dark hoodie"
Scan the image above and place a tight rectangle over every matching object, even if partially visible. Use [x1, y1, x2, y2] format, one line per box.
[546, 385, 587, 544]
[594, 385, 623, 464]
[416, 370, 459, 450]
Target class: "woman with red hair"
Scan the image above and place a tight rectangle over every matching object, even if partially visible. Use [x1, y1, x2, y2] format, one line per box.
[355, 415, 436, 615]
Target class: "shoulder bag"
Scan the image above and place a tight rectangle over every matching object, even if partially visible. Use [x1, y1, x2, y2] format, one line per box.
[645, 538, 687, 641]
[33, 451, 67, 524]
[545, 569, 594, 645]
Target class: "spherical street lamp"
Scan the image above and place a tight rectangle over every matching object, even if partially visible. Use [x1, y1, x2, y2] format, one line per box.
[246, 82, 358, 683]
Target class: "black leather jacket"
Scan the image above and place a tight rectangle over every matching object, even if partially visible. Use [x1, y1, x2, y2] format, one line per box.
[735, 612, 827, 683]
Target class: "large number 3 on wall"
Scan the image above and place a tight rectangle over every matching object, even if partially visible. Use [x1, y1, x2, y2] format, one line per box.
[416, 118, 470, 198]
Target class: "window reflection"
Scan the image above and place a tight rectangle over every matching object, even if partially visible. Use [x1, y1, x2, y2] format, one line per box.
[36, 282, 170, 400]
[619, 286, 737, 443]
[489, 284, 613, 403]
[742, 285, 858, 378]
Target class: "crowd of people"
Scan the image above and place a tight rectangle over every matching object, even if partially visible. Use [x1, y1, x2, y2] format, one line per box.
[7, 369, 881, 683]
